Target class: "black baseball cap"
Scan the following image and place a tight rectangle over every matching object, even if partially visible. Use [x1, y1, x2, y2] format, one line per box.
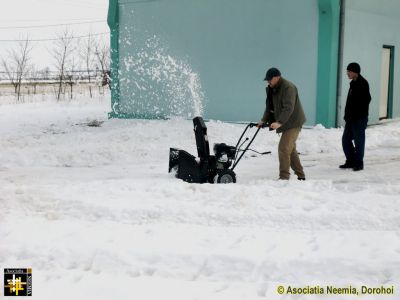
[264, 67, 281, 81]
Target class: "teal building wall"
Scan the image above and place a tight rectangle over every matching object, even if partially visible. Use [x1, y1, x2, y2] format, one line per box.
[316, 0, 340, 127]
[108, 0, 327, 125]
[108, 0, 400, 127]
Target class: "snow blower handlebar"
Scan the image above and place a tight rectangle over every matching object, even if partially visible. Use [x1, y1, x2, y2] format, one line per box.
[249, 122, 263, 128]
[231, 122, 269, 171]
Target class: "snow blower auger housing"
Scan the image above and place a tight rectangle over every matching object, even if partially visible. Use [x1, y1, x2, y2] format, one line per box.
[169, 116, 268, 184]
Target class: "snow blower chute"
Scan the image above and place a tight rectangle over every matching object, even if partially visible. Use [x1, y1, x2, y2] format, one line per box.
[169, 116, 270, 183]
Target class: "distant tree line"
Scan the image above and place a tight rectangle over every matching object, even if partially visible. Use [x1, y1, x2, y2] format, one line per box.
[0, 29, 110, 101]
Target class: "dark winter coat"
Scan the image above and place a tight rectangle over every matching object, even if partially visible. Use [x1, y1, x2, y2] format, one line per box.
[261, 77, 306, 133]
[344, 75, 371, 122]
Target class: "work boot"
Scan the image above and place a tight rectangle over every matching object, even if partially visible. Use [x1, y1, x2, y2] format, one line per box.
[353, 163, 364, 171]
[339, 161, 354, 169]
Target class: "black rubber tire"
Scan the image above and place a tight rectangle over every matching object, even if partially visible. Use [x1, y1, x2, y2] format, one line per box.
[216, 169, 236, 184]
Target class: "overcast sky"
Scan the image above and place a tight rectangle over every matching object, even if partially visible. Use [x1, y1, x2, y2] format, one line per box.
[0, 0, 109, 70]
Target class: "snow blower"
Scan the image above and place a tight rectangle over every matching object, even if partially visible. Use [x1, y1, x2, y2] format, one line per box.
[168, 116, 270, 183]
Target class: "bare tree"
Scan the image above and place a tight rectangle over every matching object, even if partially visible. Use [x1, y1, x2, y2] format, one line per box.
[94, 40, 111, 89]
[80, 33, 96, 97]
[28, 66, 39, 95]
[1, 38, 32, 101]
[52, 29, 75, 100]
[65, 57, 78, 100]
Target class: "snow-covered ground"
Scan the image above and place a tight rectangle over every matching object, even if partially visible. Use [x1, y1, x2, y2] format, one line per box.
[1, 98, 400, 299]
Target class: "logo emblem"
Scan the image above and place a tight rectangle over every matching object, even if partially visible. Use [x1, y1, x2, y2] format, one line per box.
[4, 268, 32, 296]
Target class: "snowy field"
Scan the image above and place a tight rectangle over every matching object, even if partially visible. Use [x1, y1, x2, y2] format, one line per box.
[1, 97, 400, 299]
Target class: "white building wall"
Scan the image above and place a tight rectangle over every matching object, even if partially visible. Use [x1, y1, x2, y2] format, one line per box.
[339, 0, 400, 125]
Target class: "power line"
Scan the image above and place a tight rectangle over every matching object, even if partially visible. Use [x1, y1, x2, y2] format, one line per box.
[36, 0, 106, 10]
[0, 18, 104, 23]
[0, 19, 102, 23]
[0, 32, 109, 42]
[0, 20, 105, 30]
[0, 70, 103, 74]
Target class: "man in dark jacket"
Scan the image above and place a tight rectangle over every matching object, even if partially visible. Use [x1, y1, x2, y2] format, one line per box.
[340, 62, 371, 171]
[257, 68, 306, 180]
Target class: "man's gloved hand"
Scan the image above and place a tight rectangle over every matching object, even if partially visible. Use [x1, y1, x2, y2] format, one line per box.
[270, 122, 282, 130]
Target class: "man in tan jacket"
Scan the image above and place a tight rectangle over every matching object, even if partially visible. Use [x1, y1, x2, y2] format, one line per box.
[257, 68, 306, 180]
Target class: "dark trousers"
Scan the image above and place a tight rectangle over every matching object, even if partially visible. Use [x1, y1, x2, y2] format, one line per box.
[342, 117, 368, 166]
